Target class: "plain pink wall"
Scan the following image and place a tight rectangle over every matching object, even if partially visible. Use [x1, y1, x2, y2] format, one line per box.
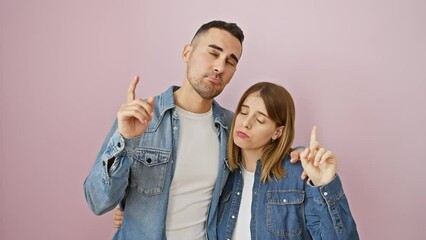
[1, 0, 425, 239]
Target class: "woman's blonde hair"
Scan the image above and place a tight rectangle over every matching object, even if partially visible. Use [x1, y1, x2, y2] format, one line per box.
[227, 82, 295, 182]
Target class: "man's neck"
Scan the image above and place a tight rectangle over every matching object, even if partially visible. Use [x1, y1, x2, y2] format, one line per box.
[174, 85, 213, 114]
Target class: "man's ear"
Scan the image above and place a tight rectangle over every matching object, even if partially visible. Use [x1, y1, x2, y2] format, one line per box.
[182, 44, 192, 63]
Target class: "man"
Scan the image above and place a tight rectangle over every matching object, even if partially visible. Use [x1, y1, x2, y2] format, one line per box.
[84, 20, 244, 240]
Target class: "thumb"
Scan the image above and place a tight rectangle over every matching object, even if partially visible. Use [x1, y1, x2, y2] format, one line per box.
[146, 96, 155, 116]
[299, 148, 310, 168]
[147, 96, 155, 105]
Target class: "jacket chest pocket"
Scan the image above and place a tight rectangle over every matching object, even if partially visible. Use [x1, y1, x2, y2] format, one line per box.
[266, 190, 305, 238]
[130, 149, 171, 196]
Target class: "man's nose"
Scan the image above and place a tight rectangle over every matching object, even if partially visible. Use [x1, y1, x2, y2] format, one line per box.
[213, 59, 225, 73]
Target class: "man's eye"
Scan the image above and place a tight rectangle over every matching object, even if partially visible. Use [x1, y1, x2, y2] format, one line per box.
[226, 60, 236, 66]
[209, 52, 219, 57]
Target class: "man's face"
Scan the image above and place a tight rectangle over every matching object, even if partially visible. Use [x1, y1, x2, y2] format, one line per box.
[183, 28, 242, 99]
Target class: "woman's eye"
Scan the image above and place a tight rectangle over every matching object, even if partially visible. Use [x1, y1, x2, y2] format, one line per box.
[239, 109, 248, 115]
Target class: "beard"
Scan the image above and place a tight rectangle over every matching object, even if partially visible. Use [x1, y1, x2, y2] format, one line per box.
[188, 75, 224, 99]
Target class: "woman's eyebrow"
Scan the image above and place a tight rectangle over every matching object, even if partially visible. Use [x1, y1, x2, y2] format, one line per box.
[241, 104, 269, 118]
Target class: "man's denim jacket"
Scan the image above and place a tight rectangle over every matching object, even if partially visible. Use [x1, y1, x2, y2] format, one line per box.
[217, 156, 360, 240]
[84, 86, 233, 240]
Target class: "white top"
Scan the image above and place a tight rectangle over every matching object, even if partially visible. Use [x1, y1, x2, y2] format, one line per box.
[166, 106, 220, 240]
[232, 167, 255, 240]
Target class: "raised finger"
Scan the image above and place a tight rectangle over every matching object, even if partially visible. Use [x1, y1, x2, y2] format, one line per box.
[310, 126, 317, 147]
[127, 76, 140, 102]
[308, 140, 320, 160]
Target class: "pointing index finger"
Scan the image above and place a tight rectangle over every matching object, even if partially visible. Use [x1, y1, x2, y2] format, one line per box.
[310, 126, 317, 147]
[127, 76, 140, 102]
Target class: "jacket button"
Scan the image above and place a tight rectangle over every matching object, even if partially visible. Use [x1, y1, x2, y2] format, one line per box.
[117, 142, 121, 148]
[146, 158, 152, 163]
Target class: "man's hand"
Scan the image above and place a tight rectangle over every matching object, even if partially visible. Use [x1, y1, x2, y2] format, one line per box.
[117, 76, 155, 138]
[113, 207, 124, 228]
[299, 126, 337, 186]
[290, 148, 304, 163]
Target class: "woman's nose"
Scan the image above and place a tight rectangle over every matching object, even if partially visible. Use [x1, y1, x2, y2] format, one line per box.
[242, 119, 251, 129]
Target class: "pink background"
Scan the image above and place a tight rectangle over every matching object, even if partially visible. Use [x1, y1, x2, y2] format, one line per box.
[1, 0, 425, 239]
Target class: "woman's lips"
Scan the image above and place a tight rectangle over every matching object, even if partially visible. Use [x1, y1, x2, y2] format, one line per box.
[236, 131, 249, 138]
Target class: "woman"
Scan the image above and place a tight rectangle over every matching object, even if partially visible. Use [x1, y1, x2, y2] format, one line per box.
[217, 82, 359, 239]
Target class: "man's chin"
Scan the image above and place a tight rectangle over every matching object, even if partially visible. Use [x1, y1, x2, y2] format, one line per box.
[195, 87, 221, 99]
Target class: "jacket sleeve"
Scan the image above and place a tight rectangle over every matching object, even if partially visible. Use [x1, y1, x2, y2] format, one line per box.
[83, 119, 139, 215]
[304, 175, 360, 240]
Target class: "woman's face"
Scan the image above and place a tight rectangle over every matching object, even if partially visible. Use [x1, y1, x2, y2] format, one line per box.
[233, 93, 281, 156]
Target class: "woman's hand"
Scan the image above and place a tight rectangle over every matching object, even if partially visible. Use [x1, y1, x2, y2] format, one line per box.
[300, 126, 337, 186]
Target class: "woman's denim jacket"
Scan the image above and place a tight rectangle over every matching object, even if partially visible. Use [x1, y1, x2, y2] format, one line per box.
[84, 86, 233, 240]
[217, 156, 360, 240]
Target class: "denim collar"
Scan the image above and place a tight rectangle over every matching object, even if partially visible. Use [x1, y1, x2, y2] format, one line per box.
[156, 86, 231, 130]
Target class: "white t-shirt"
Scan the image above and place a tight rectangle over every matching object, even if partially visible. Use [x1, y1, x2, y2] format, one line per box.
[166, 106, 219, 240]
[233, 167, 255, 240]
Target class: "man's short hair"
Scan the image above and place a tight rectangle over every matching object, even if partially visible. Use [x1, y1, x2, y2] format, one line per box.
[192, 20, 244, 45]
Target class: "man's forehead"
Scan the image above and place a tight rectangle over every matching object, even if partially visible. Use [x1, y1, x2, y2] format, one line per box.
[195, 29, 242, 50]
[195, 28, 242, 55]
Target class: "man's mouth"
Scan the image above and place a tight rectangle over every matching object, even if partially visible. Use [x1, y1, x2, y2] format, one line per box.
[206, 75, 221, 85]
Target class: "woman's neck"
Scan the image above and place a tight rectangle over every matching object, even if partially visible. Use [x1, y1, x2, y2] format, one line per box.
[241, 150, 261, 173]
